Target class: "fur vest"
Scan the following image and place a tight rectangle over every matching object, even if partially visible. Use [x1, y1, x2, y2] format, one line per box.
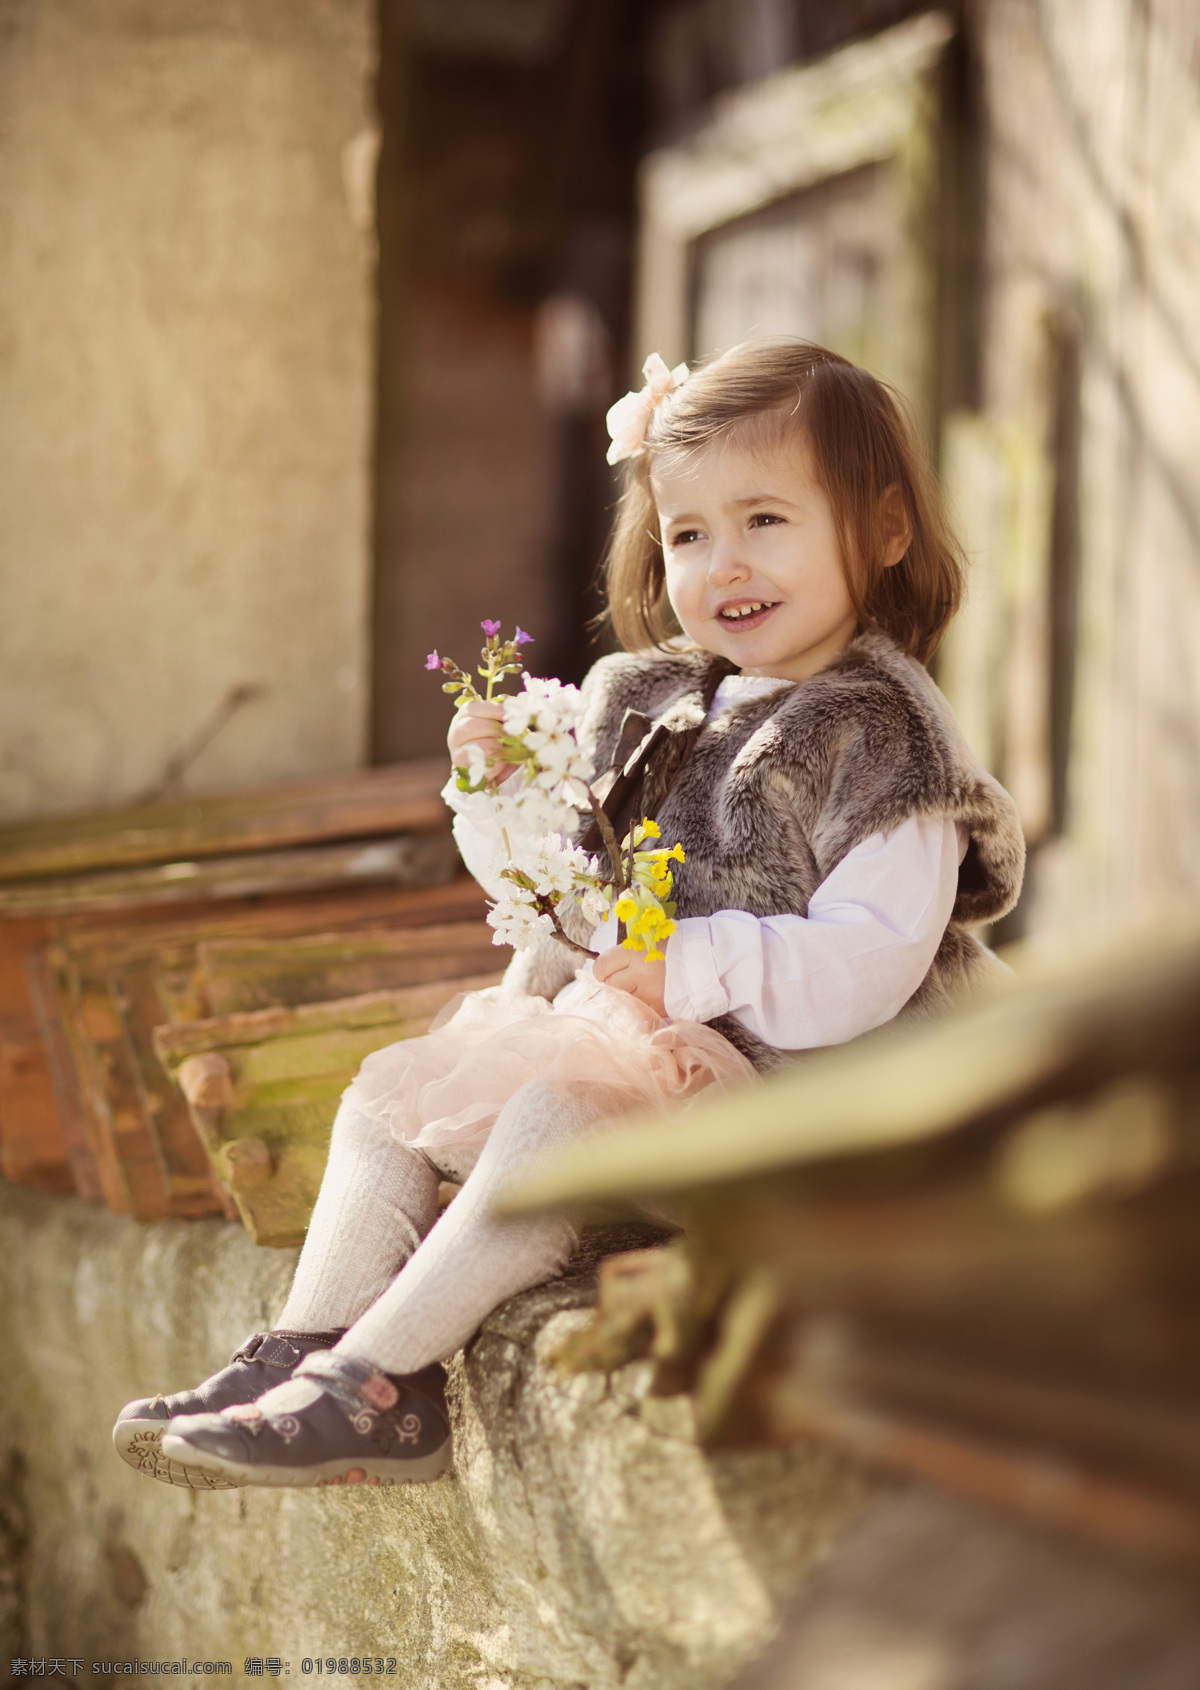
[504, 631, 1025, 1071]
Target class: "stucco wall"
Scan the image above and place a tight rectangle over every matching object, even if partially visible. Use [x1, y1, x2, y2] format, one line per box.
[0, 1185, 872, 1684]
[0, 0, 377, 823]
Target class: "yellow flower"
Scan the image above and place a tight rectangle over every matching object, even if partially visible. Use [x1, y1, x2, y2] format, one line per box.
[610, 831, 683, 960]
[621, 902, 675, 959]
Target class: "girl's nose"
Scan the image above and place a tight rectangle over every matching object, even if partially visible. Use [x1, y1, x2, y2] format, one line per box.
[706, 536, 749, 586]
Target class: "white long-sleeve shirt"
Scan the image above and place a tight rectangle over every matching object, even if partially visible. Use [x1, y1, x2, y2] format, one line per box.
[444, 675, 965, 1051]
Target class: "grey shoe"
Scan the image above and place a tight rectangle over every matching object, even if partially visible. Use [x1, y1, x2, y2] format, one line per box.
[160, 1358, 451, 1489]
[113, 1329, 344, 1489]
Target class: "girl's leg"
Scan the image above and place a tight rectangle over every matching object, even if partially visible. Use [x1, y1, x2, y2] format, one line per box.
[329, 1079, 599, 1375]
[113, 1096, 440, 1487]
[159, 1081, 604, 1487]
[275, 1095, 441, 1332]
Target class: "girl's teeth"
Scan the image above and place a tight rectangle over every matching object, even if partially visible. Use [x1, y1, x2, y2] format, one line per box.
[722, 603, 769, 620]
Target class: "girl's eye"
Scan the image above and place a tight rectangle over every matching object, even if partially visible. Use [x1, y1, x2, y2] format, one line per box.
[668, 528, 704, 547]
[748, 511, 783, 529]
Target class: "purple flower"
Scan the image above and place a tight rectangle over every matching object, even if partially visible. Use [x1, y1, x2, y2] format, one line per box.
[514, 626, 534, 645]
[481, 618, 502, 638]
[424, 650, 441, 670]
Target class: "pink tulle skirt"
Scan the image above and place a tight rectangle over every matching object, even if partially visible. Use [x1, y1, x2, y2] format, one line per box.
[344, 974, 758, 1164]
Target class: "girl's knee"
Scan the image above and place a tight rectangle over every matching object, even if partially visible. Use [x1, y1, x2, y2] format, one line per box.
[330, 1100, 383, 1150]
[328, 1101, 424, 1173]
[489, 1081, 602, 1154]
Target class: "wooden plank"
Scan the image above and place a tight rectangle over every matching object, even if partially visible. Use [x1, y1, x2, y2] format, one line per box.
[73, 966, 173, 1219]
[759, 1381, 1200, 1566]
[36, 934, 215, 1218]
[50, 874, 488, 953]
[501, 912, 1200, 1211]
[0, 915, 73, 1190]
[0, 759, 453, 883]
[155, 975, 504, 1067]
[24, 947, 104, 1201]
[7, 876, 493, 1209]
[24, 878, 492, 1213]
[44, 954, 134, 1214]
[528, 913, 1200, 1567]
[115, 957, 229, 1217]
[148, 943, 213, 1028]
[36, 879, 489, 1035]
[764, 1318, 1200, 1503]
[199, 920, 498, 1015]
[0, 831, 460, 916]
[158, 972, 504, 1246]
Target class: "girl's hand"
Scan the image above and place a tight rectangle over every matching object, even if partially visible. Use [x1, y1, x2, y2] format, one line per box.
[593, 946, 668, 1016]
[448, 698, 517, 786]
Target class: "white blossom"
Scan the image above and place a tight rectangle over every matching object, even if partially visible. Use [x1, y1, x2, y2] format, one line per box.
[508, 836, 576, 897]
[453, 782, 503, 824]
[524, 727, 578, 778]
[576, 881, 614, 927]
[488, 887, 554, 951]
[502, 675, 584, 740]
[504, 784, 581, 837]
[460, 669, 654, 953]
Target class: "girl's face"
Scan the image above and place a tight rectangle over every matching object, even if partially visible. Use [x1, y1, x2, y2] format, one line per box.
[651, 433, 857, 682]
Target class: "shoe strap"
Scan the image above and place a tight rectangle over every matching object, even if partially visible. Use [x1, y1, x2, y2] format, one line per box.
[294, 1350, 399, 1413]
[228, 1328, 346, 1367]
[271, 1328, 347, 1344]
[295, 1352, 449, 1427]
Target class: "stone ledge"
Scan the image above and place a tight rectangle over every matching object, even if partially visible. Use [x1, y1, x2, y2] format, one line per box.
[0, 1185, 873, 1686]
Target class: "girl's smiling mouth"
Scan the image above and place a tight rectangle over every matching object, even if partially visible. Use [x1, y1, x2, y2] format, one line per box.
[717, 599, 780, 627]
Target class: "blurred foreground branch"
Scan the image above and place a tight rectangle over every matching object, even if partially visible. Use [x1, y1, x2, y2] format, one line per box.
[503, 915, 1200, 1566]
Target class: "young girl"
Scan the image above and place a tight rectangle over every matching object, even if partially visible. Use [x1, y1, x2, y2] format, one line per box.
[114, 339, 1024, 1490]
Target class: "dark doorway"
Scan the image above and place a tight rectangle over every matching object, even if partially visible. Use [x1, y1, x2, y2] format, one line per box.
[369, 0, 943, 762]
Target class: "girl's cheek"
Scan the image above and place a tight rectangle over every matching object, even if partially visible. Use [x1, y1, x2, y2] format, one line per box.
[664, 576, 693, 622]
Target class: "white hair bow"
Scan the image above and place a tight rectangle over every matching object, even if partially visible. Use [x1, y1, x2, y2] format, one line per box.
[605, 353, 690, 465]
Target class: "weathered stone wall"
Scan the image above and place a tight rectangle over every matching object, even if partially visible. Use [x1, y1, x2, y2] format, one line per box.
[0, 1185, 872, 1684]
[965, 0, 1200, 937]
[0, 0, 377, 823]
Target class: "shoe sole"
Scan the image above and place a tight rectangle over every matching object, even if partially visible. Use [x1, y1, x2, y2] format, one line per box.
[113, 1419, 241, 1491]
[158, 1431, 452, 1488]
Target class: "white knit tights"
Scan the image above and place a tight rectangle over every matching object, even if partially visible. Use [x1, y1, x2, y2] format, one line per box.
[275, 1082, 601, 1376]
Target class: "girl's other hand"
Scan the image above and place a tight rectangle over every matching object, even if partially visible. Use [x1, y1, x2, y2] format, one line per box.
[593, 946, 668, 1017]
[448, 698, 518, 786]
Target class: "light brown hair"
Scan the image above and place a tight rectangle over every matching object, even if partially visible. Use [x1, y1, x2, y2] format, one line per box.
[603, 339, 964, 664]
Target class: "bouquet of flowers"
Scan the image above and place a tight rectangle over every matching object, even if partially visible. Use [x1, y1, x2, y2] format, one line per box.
[427, 622, 684, 960]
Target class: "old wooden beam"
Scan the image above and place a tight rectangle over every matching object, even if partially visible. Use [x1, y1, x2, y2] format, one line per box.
[0, 832, 460, 916]
[156, 973, 503, 1245]
[0, 759, 454, 883]
[507, 912, 1200, 1566]
[199, 919, 500, 1015]
[501, 913, 1200, 1209]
